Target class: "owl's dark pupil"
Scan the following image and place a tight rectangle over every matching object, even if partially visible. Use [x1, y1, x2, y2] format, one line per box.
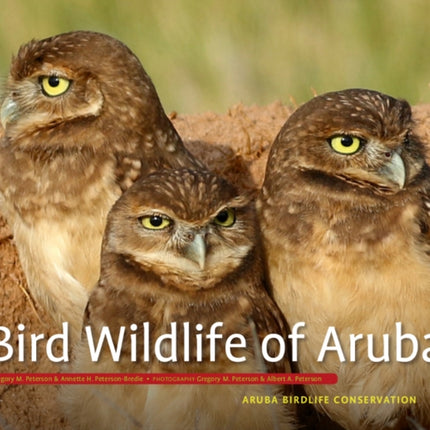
[48, 76, 60, 87]
[150, 216, 163, 227]
[216, 211, 229, 223]
[341, 136, 354, 147]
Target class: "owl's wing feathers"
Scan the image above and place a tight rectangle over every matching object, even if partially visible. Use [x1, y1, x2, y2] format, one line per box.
[417, 180, 430, 254]
[244, 284, 292, 375]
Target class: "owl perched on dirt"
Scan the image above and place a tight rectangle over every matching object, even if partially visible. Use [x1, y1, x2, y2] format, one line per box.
[0, 31, 202, 338]
[258, 88, 430, 429]
[63, 168, 295, 430]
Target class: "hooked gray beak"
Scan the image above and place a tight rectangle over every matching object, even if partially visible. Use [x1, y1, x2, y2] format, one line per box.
[184, 233, 206, 269]
[1, 96, 19, 128]
[378, 150, 406, 189]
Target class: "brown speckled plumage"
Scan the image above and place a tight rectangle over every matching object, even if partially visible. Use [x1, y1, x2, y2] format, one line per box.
[63, 168, 295, 430]
[0, 31, 203, 339]
[258, 88, 430, 429]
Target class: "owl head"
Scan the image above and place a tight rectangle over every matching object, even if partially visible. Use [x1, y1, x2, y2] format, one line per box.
[102, 168, 257, 290]
[0, 31, 173, 151]
[266, 89, 427, 198]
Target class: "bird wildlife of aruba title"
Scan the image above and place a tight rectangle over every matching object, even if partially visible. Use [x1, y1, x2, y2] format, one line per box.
[1, 321, 430, 364]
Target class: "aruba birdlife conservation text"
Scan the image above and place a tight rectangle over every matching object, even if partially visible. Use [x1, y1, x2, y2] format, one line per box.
[0, 321, 429, 363]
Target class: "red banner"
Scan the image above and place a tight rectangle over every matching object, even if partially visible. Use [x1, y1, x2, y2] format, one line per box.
[0, 373, 337, 385]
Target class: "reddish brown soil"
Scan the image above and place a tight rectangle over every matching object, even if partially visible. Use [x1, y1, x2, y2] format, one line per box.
[0, 102, 428, 429]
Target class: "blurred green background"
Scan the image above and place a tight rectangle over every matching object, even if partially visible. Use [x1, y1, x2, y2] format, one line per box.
[1, 0, 430, 114]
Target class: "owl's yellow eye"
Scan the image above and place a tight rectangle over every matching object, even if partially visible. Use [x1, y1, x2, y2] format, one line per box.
[140, 214, 171, 230]
[213, 208, 236, 227]
[329, 135, 362, 155]
[40, 76, 71, 97]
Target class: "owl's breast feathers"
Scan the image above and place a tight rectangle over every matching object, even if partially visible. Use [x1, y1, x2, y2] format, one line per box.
[0, 145, 117, 219]
[85, 248, 290, 375]
[263, 161, 430, 297]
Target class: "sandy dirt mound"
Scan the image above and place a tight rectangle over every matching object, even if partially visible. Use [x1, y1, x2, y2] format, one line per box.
[0, 102, 428, 429]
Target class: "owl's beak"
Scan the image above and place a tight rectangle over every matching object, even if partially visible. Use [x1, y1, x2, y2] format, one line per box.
[378, 150, 406, 189]
[184, 233, 206, 270]
[0, 96, 19, 128]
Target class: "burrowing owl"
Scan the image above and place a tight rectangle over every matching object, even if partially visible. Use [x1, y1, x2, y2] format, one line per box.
[63, 168, 295, 430]
[258, 88, 430, 429]
[0, 31, 203, 338]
